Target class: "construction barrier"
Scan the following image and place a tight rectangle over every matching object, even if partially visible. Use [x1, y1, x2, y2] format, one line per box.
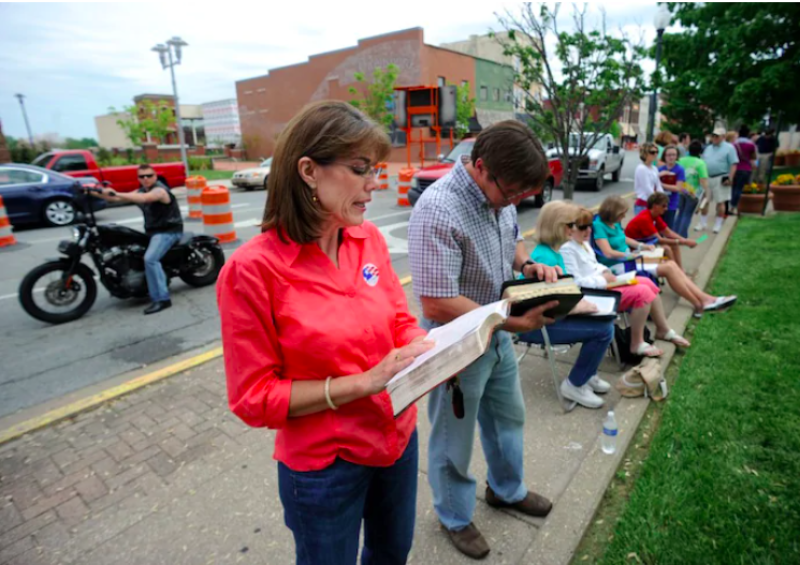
[186, 176, 206, 221]
[0, 195, 18, 248]
[201, 185, 238, 244]
[397, 168, 416, 207]
[377, 162, 389, 190]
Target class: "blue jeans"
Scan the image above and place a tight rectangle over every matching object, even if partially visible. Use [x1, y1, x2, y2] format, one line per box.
[518, 318, 614, 387]
[675, 194, 698, 238]
[663, 209, 678, 231]
[731, 169, 751, 208]
[144, 232, 181, 302]
[427, 330, 527, 531]
[278, 430, 418, 565]
[633, 204, 646, 215]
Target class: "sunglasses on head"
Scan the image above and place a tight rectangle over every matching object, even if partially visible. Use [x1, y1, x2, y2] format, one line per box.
[138, 173, 155, 179]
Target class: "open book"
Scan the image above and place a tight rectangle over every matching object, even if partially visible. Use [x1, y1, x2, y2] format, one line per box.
[500, 276, 583, 319]
[639, 247, 665, 263]
[607, 270, 638, 288]
[387, 301, 509, 417]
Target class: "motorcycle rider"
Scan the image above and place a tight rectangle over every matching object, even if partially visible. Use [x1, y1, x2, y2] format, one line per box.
[93, 164, 183, 314]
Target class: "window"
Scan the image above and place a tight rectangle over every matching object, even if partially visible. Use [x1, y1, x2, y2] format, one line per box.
[505, 90, 512, 103]
[480, 86, 488, 101]
[493, 88, 500, 102]
[437, 76, 446, 87]
[53, 154, 88, 173]
[0, 168, 46, 186]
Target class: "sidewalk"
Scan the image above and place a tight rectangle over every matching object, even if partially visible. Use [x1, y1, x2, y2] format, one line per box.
[0, 213, 736, 565]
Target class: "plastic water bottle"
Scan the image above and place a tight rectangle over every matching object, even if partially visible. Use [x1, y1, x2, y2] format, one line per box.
[601, 410, 618, 454]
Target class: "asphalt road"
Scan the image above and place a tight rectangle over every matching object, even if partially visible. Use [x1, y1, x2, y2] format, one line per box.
[0, 152, 639, 418]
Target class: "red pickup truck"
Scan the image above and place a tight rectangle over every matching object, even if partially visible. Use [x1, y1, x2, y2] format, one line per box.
[31, 150, 186, 193]
[410, 138, 563, 208]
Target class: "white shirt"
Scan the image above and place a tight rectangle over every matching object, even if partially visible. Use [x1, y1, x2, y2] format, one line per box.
[634, 163, 663, 203]
[560, 240, 610, 289]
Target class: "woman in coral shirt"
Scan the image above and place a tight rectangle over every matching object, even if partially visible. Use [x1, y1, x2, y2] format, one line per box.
[217, 101, 433, 565]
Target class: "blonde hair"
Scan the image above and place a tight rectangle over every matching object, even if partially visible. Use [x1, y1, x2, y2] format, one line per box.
[639, 142, 658, 162]
[537, 201, 578, 249]
[576, 206, 594, 226]
[598, 195, 629, 224]
[725, 131, 737, 143]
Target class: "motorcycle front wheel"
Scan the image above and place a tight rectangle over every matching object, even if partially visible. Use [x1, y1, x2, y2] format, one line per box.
[19, 261, 98, 324]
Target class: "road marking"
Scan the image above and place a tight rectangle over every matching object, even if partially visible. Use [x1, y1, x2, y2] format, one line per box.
[378, 221, 409, 254]
[0, 346, 224, 446]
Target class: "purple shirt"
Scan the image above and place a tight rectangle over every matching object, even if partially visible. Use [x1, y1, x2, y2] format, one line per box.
[735, 138, 757, 172]
[658, 163, 685, 210]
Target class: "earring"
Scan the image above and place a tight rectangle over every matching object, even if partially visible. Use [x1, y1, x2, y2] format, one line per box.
[312, 194, 318, 202]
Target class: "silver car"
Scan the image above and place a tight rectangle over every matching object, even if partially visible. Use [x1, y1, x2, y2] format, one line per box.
[231, 157, 272, 191]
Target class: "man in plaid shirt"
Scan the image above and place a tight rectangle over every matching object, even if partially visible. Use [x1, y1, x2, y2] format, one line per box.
[409, 121, 560, 559]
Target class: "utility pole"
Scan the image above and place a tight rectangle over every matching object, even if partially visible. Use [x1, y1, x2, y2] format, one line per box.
[14, 94, 34, 147]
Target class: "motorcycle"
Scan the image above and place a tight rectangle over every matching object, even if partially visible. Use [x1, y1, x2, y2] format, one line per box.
[19, 183, 226, 324]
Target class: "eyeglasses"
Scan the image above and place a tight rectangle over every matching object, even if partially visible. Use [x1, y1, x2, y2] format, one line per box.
[576, 224, 592, 231]
[491, 173, 531, 202]
[334, 162, 380, 181]
[138, 174, 155, 179]
[648, 150, 658, 155]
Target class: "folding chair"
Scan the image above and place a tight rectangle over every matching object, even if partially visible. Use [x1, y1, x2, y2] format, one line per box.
[514, 327, 578, 413]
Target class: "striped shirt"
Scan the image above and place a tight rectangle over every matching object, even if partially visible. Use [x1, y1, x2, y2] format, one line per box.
[408, 156, 521, 328]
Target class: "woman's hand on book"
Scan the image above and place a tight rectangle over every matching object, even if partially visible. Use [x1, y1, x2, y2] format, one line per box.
[569, 298, 600, 315]
[602, 272, 617, 284]
[360, 340, 436, 396]
[523, 262, 562, 283]
[502, 300, 559, 333]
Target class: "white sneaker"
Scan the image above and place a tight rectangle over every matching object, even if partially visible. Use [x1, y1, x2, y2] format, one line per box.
[588, 375, 611, 394]
[713, 219, 724, 233]
[560, 380, 604, 409]
[694, 223, 706, 232]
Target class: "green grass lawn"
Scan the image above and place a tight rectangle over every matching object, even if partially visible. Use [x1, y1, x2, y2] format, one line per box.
[189, 170, 233, 180]
[583, 214, 800, 564]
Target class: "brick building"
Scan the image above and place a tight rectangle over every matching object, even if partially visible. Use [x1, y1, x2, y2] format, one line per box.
[236, 28, 515, 161]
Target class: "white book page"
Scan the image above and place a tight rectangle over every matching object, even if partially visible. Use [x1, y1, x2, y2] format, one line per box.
[639, 248, 664, 260]
[580, 295, 617, 316]
[387, 300, 509, 387]
[616, 271, 637, 283]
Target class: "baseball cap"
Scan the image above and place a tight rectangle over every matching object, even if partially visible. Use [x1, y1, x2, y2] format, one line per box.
[712, 127, 726, 137]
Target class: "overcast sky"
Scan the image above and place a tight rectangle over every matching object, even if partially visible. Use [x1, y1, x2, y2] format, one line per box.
[0, 1, 665, 141]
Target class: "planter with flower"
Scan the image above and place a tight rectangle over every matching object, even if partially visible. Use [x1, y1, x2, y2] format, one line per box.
[738, 182, 767, 214]
[774, 149, 786, 167]
[771, 174, 800, 212]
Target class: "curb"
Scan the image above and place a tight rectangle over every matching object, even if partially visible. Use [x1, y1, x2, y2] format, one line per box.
[520, 216, 739, 565]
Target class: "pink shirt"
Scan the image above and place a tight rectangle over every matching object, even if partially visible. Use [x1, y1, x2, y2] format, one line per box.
[217, 222, 426, 471]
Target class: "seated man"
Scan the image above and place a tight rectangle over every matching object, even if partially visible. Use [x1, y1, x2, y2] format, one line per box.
[624, 192, 696, 270]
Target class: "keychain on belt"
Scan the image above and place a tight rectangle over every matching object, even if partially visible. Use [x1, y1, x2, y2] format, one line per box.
[446, 376, 465, 419]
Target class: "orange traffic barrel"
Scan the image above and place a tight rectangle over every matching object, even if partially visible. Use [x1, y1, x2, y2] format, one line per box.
[397, 168, 416, 207]
[378, 162, 389, 190]
[186, 176, 206, 221]
[201, 185, 238, 244]
[0, 195, 18, 248]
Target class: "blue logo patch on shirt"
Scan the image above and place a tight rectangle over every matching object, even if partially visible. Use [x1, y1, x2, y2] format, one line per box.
[362, 263, 380, 287]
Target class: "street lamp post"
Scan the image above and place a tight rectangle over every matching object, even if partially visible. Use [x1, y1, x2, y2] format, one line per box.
[647, 5, 671, 142]
[152, 37, 189, 178]
[14, 94, 34, 147]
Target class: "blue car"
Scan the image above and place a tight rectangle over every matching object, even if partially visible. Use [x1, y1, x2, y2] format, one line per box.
[0, 163, 106, 227]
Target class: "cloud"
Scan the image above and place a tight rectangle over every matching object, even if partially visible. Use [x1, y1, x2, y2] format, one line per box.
[0, 1, 662, 140]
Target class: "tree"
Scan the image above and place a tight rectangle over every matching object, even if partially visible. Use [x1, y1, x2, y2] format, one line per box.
[453, 81, 477, 138]
[494, 4, 646, 199]
[110, 100, 176, 147]
[348, 64, 400, 131]
[660, 3, 800, 130]
[63, 137, 98, 150]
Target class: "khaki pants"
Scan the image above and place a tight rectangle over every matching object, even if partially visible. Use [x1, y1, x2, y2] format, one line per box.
[755, 153, 773, 184]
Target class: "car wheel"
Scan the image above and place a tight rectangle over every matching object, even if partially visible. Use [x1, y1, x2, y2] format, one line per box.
[594, 169, 605, 192]
[263, 176, 269, 191]
[612, 163, 622, 182]
[43, 199, 76, 227]
[534, 178, 554, 208]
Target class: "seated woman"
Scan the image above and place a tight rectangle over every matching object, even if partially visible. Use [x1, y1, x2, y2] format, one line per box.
[518, 201, 615, 410]
[594, 195, 736, 318]
[625, 192, 696, 270]
[561, 206, 691, 358]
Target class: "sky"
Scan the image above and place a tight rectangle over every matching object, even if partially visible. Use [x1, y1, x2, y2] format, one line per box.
[0, 1, 666, 141]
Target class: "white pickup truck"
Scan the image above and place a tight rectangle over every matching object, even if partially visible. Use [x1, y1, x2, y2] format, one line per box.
[546, 133, 624, 191]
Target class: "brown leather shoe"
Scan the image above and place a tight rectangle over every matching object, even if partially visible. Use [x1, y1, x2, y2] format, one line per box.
[441, 522, 490, 560]
[485, 483, 553, 517]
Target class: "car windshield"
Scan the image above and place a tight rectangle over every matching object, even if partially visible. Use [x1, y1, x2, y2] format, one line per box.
[441, 141, 474, 163]
[568, 134, 607, 151]
[31, 152, 54, 168]
[260, 157, 272, 168]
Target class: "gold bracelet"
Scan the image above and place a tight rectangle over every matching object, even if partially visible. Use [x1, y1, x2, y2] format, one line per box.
[324, 376, 338, 411]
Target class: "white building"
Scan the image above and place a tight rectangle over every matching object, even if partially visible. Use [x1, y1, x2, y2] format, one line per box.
[202, 99, 241, 146]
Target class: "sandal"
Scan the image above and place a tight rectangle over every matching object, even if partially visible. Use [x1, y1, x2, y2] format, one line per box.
[632, 342, 663, 358]
[657, 329, 691, 348]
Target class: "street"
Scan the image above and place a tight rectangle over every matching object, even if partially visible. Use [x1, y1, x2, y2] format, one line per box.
[0, 153, 638, 419]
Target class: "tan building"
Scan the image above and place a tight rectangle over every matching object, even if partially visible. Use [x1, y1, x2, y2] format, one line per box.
[236, 27, 515, 161]
[442, 32, 543, 118]
[95, 112, 135, 149]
